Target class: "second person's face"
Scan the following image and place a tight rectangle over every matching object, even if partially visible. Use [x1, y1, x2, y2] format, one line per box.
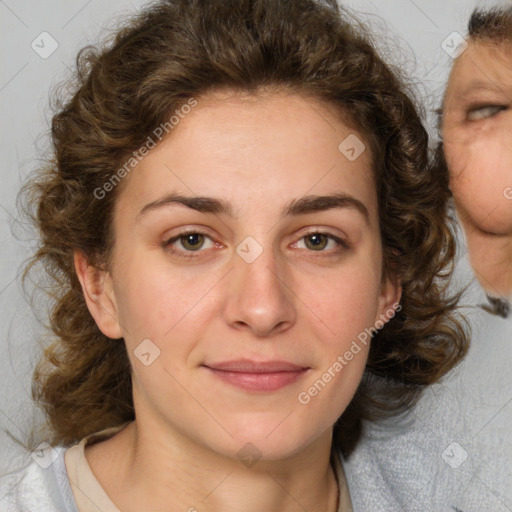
[443, 41, 512, 236]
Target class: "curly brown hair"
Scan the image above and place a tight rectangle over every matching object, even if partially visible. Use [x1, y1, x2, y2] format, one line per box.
[22, 0, 468, 458]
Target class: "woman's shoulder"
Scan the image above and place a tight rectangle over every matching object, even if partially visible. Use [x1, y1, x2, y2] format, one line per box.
[0, 445, 79, 512]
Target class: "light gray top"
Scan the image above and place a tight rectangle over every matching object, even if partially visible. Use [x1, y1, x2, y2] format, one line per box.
[342, 227, 512, 511]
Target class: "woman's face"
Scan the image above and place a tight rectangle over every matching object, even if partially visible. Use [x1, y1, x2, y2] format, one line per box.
[443, 41, 512, 235]
[83, 90, 400, 461]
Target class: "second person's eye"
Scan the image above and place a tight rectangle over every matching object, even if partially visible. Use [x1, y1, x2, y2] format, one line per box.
[467, 104, 507, 121]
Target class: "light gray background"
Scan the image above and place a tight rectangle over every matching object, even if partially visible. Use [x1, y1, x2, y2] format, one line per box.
[0, 0, 509, 474]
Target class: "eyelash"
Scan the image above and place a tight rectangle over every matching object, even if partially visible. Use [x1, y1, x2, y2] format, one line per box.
[163, 230, 350, 260]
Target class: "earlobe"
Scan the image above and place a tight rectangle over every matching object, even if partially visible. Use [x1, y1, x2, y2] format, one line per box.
[73, 250, 123, 339]
[377, 273, 402, 326]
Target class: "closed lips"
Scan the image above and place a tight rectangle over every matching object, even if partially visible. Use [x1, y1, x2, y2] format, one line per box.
[203, 360, 309, 372]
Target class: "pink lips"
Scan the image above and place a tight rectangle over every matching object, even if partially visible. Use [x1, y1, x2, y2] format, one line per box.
[203, 359, 309, 392]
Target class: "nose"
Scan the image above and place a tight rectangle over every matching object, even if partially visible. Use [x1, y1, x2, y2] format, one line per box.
[222, 246, 296, 337]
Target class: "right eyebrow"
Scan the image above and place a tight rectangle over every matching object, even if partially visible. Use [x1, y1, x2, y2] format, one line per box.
[137, 195, 234, 220]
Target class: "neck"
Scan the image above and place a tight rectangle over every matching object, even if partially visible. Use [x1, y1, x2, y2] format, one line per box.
[460, 217, 512, 300]
[85, 417, 340, 512]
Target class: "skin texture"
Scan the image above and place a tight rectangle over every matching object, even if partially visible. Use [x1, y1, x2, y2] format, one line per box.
[443, 41, 512, 298]
[74, 90, 400, 512]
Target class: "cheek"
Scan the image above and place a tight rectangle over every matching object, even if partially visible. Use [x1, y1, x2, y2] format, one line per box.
[113, 252, 220, 346]
[446, 135, 512, 234]
[295, 320, 371, 432]
[294, 259, 383, 348]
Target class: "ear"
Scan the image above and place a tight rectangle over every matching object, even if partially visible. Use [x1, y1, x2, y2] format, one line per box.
[375, 270, 402, 327]
[74, 250, 123, 339]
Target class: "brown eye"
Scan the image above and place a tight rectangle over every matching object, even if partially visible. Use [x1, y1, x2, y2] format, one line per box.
[163, 231, 219, 261]
[294, 232, 348, 253]
[179, 233, 205, 251]
[304, 233, 329, 251]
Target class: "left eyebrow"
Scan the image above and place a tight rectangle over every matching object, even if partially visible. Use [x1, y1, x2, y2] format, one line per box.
[136, 192, 370, 224]
[281, 193, 369, 224]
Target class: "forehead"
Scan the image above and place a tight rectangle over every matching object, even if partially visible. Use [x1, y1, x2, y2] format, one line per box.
[114, 90, 378, 223]
[446, 41, 512, 97]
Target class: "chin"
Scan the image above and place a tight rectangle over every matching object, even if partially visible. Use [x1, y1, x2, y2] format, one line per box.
[473, 211, 512, 236]
[214, 416, 323, 462]
[458, 198, 512, 236]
